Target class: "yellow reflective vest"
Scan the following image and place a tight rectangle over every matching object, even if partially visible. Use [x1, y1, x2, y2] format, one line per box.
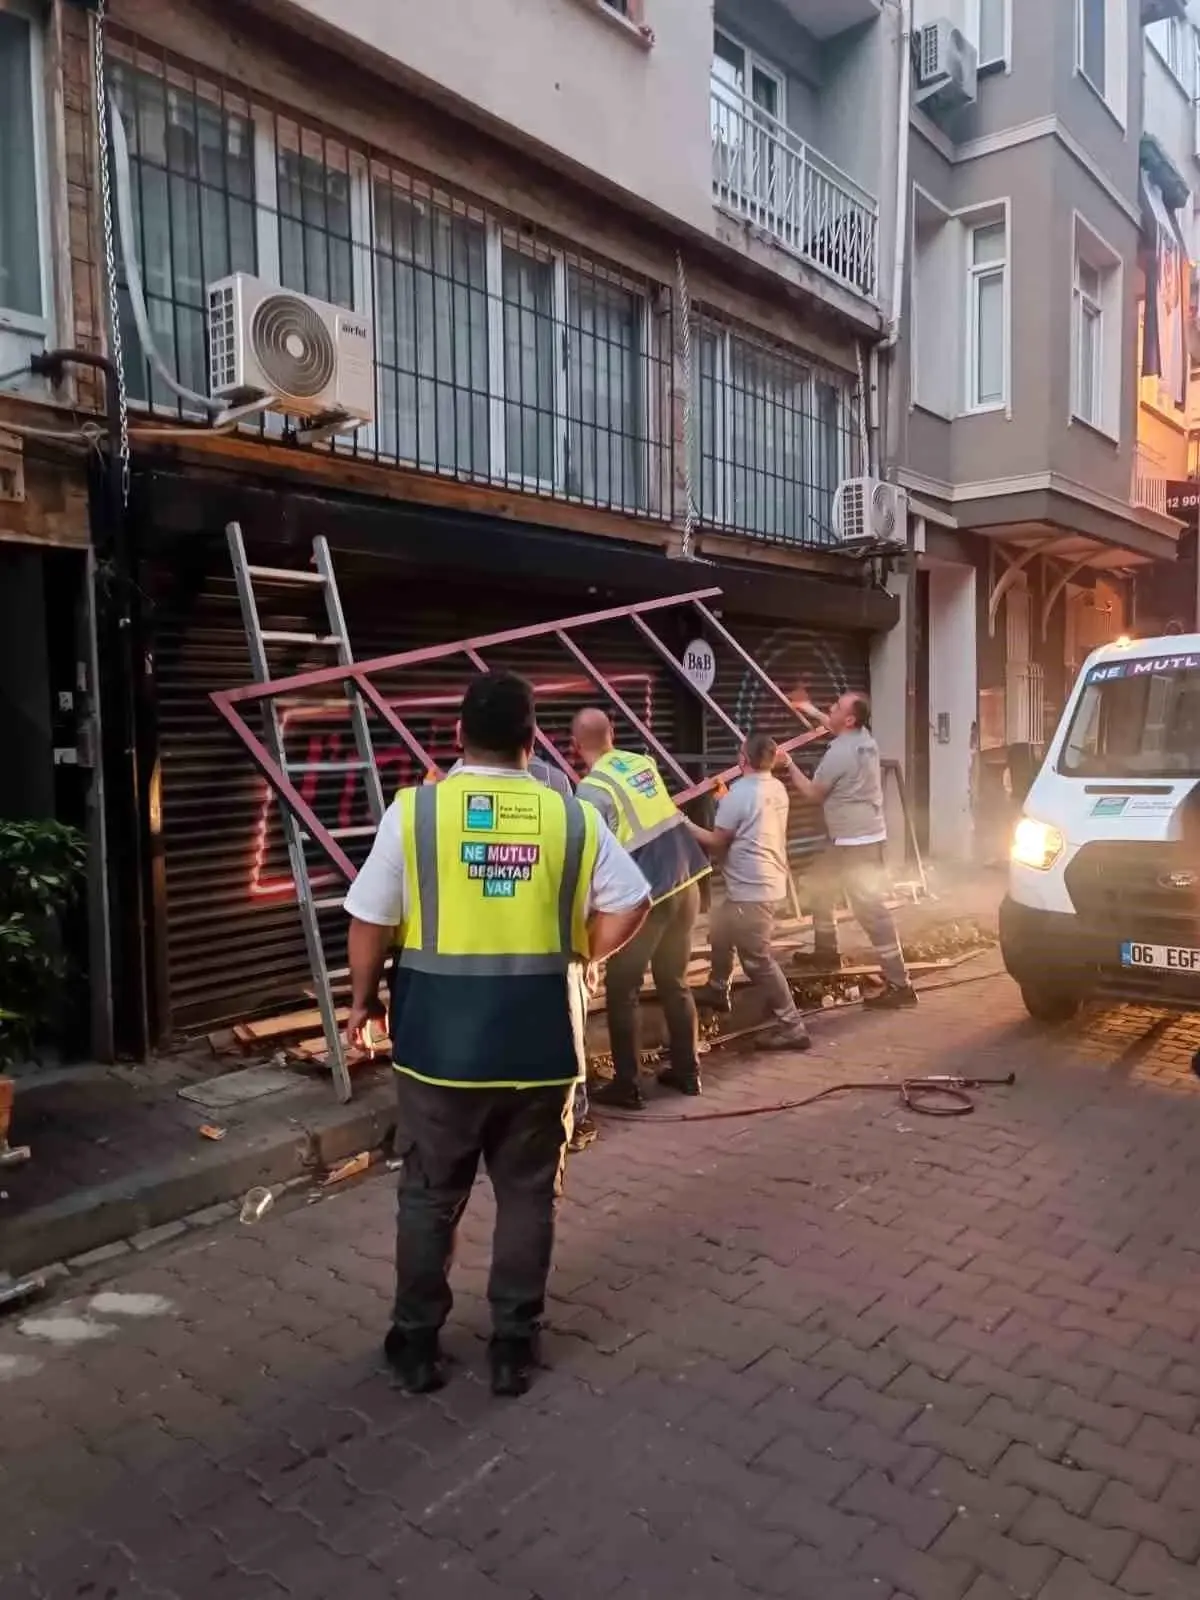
[389, 771, 599, 1089]
[576, 749, 710, 907]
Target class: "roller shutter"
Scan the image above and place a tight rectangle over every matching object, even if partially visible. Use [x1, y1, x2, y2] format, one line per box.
[150, 543, 689, 1037]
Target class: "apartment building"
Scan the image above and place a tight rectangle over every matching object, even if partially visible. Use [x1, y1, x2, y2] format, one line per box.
[894, 0, 1190, 861]
[0, 0, 112, 1055]
[1133, 2, 1200, 633]
[2, 0, 914, 1054]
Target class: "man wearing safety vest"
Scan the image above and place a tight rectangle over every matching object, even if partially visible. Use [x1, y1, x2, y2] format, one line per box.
[446, 736, 598, 1151]
[345, 674, 649, 1398]
[572, 708, 712, 1109]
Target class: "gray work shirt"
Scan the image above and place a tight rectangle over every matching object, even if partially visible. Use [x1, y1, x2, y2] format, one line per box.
[714, 772, 791, 904]
[813, 730, 886, 846]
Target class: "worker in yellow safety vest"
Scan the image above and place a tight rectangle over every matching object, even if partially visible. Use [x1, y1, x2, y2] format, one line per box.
[344, 673, 649, 1398]
[572, 708, 711, 1110]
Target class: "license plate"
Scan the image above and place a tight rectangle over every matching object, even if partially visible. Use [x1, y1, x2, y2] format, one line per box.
[1121, 942, 1200, 973]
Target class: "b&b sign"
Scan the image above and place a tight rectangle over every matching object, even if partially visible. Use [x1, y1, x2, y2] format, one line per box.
[681, 638, 716, 695]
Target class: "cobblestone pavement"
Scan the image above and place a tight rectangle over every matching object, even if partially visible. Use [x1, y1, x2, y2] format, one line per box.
[6, 958, 1200, 1599]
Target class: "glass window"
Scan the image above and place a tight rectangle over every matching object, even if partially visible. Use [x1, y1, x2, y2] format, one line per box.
[0, 10, 40, 322]
[978, 0, 1006, 66]
[1080, 0, 1106, 91]
[276, 139, 354, 309]
[692, 325, 850, 546]
[967, 221, 1006, 410]
[728, 339, 805, 541]
[1075, 255, 1104, 427]
[502, 247, 557, 486]
[567, 270, 643, 509]
[373, 186, 488, 476]
[1061, 661, 1200, 778]
[1078, 300, 1102, 424]
[109, 61, 256, 405]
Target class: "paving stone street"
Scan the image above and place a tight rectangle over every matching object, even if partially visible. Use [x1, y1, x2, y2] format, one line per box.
[7, 956, 1200, 1599]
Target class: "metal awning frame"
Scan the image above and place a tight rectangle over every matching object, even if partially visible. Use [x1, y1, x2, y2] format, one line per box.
[211, 585, 829, 885]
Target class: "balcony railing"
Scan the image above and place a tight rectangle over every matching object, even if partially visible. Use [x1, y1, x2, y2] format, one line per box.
[710, 81, 878, 301]
[1133, 444, 1170, 516]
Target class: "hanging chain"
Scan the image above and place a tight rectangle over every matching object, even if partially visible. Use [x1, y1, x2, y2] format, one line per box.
[855, 340, 870, 477]
[675, 251, 695, 560]
[93, 0, 130, 509]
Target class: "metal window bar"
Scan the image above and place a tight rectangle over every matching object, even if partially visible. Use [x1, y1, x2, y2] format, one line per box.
[690, 307, 862, 549]
[212, 565, 831, 1095]
[106, 27, 675, 519]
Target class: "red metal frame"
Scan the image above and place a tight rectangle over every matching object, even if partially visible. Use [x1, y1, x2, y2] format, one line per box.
[211, 585, 829, 882]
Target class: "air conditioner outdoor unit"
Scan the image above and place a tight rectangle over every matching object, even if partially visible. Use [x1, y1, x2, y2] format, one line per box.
[206, 272, 374, 430]
[914, 19, 978, 115]
[833, 477, 908, 551]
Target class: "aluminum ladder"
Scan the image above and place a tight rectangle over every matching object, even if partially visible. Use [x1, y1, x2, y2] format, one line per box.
[226, 522, 385, 1102]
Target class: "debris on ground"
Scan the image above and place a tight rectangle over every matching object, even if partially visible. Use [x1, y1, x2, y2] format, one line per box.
[322, 1150, 376, 1187]
[198, 1124, 226, 1142]
[238, 1186, 275, 1224]
[0, 1273, 48, 1314]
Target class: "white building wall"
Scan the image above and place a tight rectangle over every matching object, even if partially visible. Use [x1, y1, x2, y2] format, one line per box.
[279, 0, 715, 232]
[926, 562, 977, 862]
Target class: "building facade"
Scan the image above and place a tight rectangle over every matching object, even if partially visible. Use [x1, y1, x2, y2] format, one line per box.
[16, 0, 1193, 1055]
[3, 0, 916, 1055]
[1133, 2, 1200, 632]
[894, 0, 1189, 862]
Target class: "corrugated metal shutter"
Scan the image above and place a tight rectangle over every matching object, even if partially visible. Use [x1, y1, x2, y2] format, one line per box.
[707, 614, 870, 870]
[150, 545, 690, 1037]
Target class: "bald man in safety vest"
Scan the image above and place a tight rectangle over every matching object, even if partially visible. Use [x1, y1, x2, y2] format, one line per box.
[573, 708, 711, 1108]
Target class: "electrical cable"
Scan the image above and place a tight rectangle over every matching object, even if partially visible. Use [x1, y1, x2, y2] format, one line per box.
[596, 1071, 1017, 1126]
[594, 964, 1015, 1124]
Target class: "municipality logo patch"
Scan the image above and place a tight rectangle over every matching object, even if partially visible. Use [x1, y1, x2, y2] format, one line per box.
[464, 793, 496, 830]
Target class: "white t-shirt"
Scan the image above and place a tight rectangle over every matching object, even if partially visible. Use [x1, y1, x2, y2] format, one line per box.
[344, 764, 650, 927]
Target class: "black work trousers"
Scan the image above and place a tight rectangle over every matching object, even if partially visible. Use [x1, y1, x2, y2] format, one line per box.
[391, 1070, 574, 1343]
[604, 881, 701, 1087]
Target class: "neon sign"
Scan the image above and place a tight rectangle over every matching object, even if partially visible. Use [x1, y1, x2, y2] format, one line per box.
[247, 670, 656, 899]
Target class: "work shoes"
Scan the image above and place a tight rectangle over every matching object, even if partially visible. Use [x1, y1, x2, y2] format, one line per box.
[693, 983, 733, 1013]
[863, 983, 919, 1011]
[569, 1115, 599, 1152]
[593, 1079, 645, 1111]
[490, 1337, 537, 1398]
[384, 1328, 446, 1395]
[657, 1067, 702, 1096]
[760, 1026, 812, 1052]
[793, 949, 841, 971]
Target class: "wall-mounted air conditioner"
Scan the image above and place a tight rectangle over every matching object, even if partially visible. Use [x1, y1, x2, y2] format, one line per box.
[833, 478, 908, 551]
[206, 272, 374, 430]
[914, 20, 978, 116]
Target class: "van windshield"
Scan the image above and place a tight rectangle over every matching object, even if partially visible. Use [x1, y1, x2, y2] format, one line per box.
[1060, 655, 1200, 778]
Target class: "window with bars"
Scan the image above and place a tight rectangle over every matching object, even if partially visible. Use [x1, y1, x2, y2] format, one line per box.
[109, 58, 257, 405]
[106, 37, 673, 517]
[1, 2, 51, 373]
[691, 317, 859, 547]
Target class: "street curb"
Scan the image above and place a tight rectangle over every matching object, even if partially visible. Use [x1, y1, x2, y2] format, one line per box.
[0, 1077, 397, 1277]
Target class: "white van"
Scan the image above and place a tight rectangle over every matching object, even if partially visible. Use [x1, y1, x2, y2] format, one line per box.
[1000, 633, 1200, 1022]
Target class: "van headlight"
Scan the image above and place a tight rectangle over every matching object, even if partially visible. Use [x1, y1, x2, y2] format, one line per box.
[1011, 816, 1064, 871]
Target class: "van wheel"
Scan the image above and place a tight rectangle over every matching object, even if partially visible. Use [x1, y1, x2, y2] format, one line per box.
[1020, 981, 1080, 1024]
